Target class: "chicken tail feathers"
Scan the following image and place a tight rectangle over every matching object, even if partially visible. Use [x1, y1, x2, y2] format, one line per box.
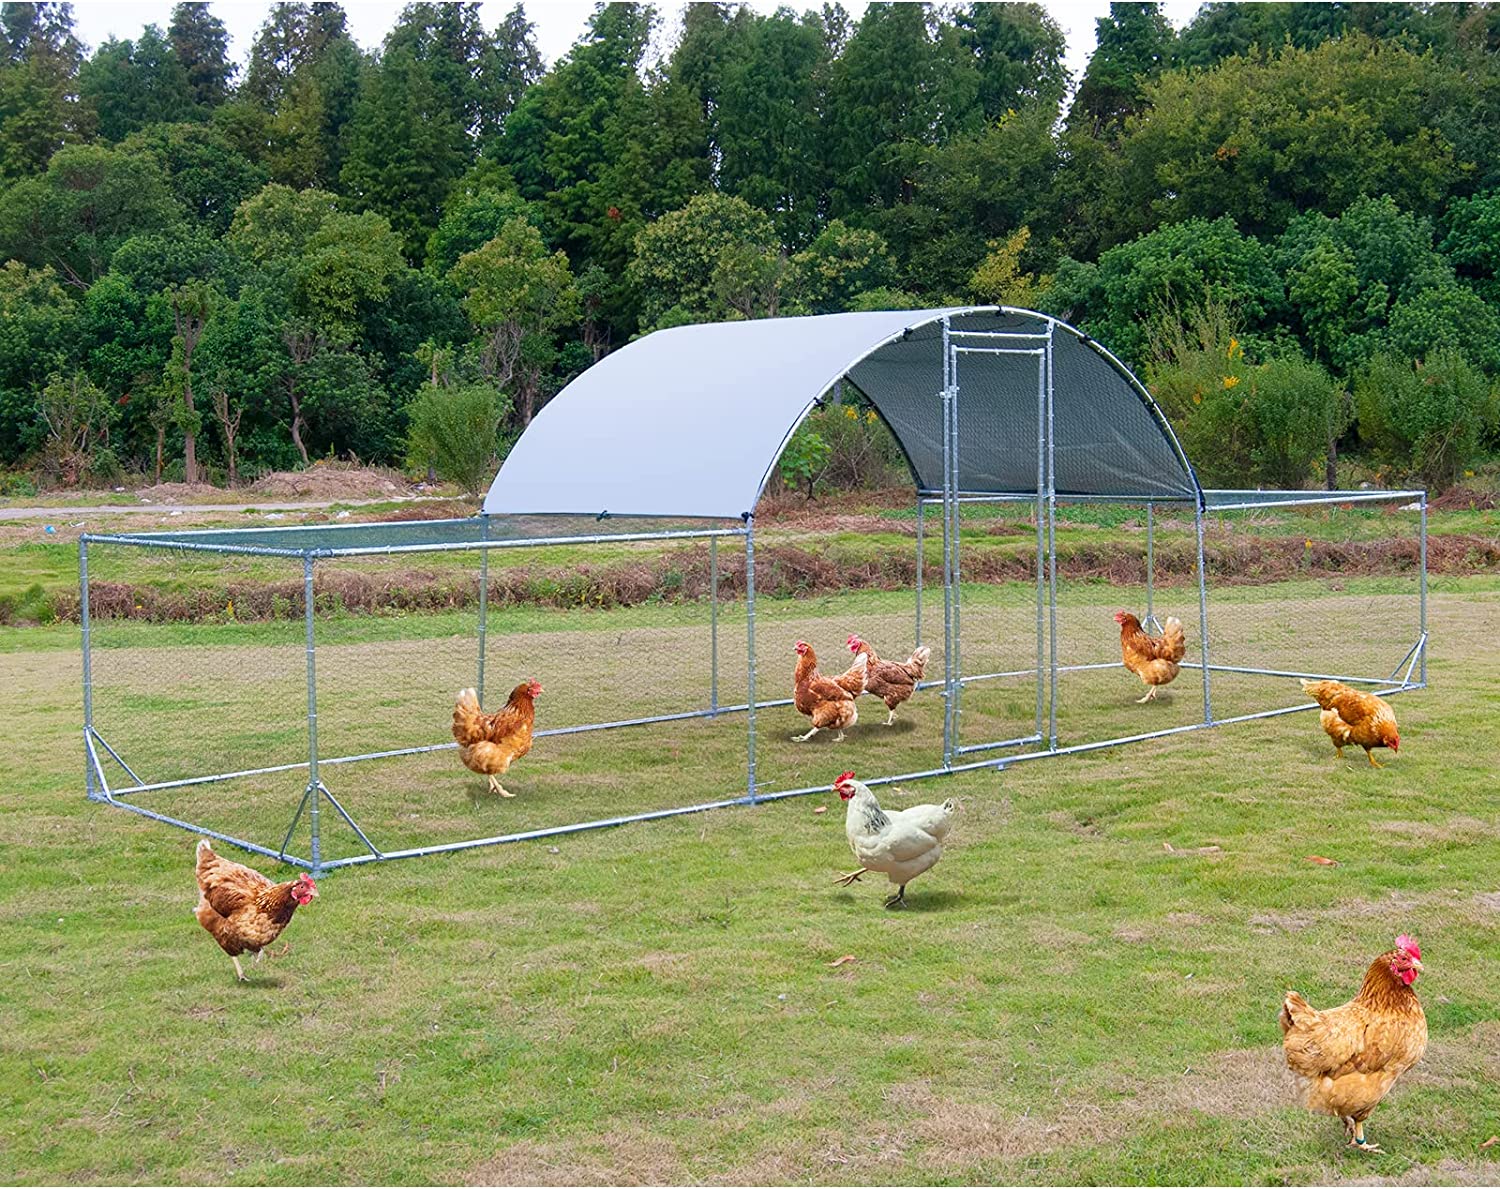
[906, 645, 932, 680]
[453, 688, 486, 745]
[1280, 989, 1314, 1034]
[1160, 616, 1186, 663]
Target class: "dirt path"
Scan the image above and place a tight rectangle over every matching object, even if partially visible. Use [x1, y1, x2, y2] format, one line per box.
[0, 496, 450, 522]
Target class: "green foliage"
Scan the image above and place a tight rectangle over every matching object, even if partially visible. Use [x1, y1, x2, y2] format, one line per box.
[0, 261, 76, 461]
[628, 193, 779, 330]
[121, 121, 267, 233]
[1439, 190, 1500, 303]
[1043, 217, 1283, 366]
[0, 143, 184, 289]
[1276, 196, 1500, 374]
[1067, 2, 1174, 140]
[425, 180, 536, 276]
[785, 220, 895, 315]
[1115, 36, 1463, 242]
[168, 2, 234, 110]
[0, 0, 85, 180]
[968, 225, 1042, 306]
[404, 380, 507, 496]
[78, 25, 194, 142]
[1353, 351, 1497, 488]
[35, 370, 114, 485]
[777, 423, 831, 499]
[1146, 306, 1344, 489]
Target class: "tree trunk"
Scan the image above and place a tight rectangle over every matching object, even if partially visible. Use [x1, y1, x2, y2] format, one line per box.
[1326, 437, 1337, 491]
[289, 382, 309, 466]
[154, 425, 165, 484]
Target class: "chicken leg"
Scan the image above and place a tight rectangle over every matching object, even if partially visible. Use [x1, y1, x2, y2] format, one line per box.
[487, 774, 516, 797]
[231, 955, 248, 982]
[1135, 686, 1158, 703]
[1346, 1118, 1382, 1153]
[792, 726, 820, 742]
[884, 709, 896, 726]
[834, 868, 867, 886]
[1364, 749, 1385, 769]
[884, 884, 908, 909]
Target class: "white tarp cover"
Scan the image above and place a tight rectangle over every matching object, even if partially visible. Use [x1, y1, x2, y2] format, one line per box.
[484, 307, 1198, 520]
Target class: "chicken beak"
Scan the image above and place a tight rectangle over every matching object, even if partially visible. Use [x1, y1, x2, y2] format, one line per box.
[1411, 958, 1423, 973]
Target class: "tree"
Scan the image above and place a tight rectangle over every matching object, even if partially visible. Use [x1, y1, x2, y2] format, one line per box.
[968, 226, 1042, 306]
[208, 382, 242, 485]
[1066, 2, 1174, 140]
[79, 26, 194, 142]
[712, 7, 826, 245]
[168, 1, 234, 109]
[120, 122, 267, 234]
[425, 180, 537, 275]
[0, 0, 85, 180]
[162, 281, 213, 482]
[1440, 190, 1500, 303]
[1042, 216, 1284, 366]
[478, 3, 542, 150]
[627, 193, 779, 330]
[0, 261, 78, 462]
[1275, 196, 1500, 375]
[953, 2, 1067, 118]
[0, 144, 184, 289]
[449, 217, 578, 425]
[404, 379, 507, 496]
[786, 220, 896, 314]
[1354, 351, 1496, 489]
[824, 3, 980, 214]
[339, 45, 471, 258]
[1113, 36, 1464, 243]
[37, 370, 113, 486]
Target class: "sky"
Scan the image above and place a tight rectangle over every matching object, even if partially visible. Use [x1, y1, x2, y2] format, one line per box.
[69, 1, 1207, 94]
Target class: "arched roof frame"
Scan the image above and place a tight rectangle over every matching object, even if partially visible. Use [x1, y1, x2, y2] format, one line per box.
[484, 307, 1201, 521]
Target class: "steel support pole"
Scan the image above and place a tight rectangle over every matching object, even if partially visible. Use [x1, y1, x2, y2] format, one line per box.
[303, 555, 322, 875]
[710, 534, 719, 714]
[80, 537, 98, 800]
[1034, 354, 1046, 743]
[940, 316, 956, 767]
[1195, 501, 1212, 725]
[744, 519, 757, 802]
[477, 513, 490, 703]
[914, 497, 924, 648]
[1145, 502, 1155, 626]
[1045, 325, 1059, 750]
[1418, 493, 1428, 686]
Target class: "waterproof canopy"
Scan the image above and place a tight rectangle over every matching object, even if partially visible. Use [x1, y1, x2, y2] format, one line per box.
[486, 307, 1198, 520]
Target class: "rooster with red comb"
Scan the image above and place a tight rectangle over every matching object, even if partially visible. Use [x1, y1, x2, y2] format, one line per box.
[1279, 934, 1428, 1152]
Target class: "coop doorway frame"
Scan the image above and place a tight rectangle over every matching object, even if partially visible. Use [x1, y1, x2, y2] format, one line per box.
[79, 309, 1429, 873]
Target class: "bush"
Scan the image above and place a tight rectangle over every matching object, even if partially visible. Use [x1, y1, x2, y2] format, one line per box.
[1146, 302, 1344, 489]
[777, 393, 909, 498]
[1353, 351, 1496, 490]
[404, 382, 509, 497]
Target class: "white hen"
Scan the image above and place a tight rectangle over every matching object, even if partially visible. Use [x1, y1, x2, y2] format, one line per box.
[831, 771, 957, 907]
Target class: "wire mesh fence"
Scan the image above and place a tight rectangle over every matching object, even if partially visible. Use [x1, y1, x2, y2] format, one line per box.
[80, 487, 1426, 873]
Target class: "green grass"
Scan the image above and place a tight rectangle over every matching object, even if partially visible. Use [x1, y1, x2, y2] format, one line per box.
[1, 566, 1498, 1184]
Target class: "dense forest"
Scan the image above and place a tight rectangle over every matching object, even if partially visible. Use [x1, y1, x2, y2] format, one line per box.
[2, 0, 1499, 496]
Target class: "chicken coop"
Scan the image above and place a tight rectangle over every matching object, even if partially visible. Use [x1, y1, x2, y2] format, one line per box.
[79, 308, 1428, 874]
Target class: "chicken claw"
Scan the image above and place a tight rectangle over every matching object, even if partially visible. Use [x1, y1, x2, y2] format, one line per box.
[1135, 687, 1158, 703]
[1366, 751, 1385, 769]
[232, 956, 248, 982]
[834, 868, 867, 886]
[792, 726, 819, 742]
[487, 775, 517, 797]
[884, 885, 908, 909]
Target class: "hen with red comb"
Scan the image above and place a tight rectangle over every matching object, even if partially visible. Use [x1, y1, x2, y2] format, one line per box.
[1278, 934, 1427, 1152]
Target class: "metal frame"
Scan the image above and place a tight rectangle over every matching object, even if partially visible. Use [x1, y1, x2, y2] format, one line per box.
[79, 378, 1429, 876]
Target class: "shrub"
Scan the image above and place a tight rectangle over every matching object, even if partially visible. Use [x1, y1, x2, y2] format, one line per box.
[1145, 303, 1345, 489]
[1353, 351, 1496, 490]
[404, 382, 509, 497]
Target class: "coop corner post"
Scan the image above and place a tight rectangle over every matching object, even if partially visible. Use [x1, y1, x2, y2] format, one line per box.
[709, 533, 719, 715]
[1145, 502, 1155, 626]
[80, 535, 98, 801]
[477, 511, 490, 704]
[1419, 491, 1428, 686]
[744, 514, 757, 803]
[302, 553, 322, 876]
[1044, 322, 1059, 751]
[940, 315, 956, 769]
[1195, 496, 1212, 725]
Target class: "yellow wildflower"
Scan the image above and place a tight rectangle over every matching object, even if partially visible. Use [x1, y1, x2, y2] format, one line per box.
[844, 405, 857, 420]
[1192, 390, 1203, 405]
[1222, 375, 1240, 389]
[865, 409, 878, 424]
[1304, 539, 1312, 549]
[1227, 337, 1241, 361]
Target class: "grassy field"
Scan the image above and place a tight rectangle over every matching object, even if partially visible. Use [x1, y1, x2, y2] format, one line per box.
[1, 545, 1498, 1184]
